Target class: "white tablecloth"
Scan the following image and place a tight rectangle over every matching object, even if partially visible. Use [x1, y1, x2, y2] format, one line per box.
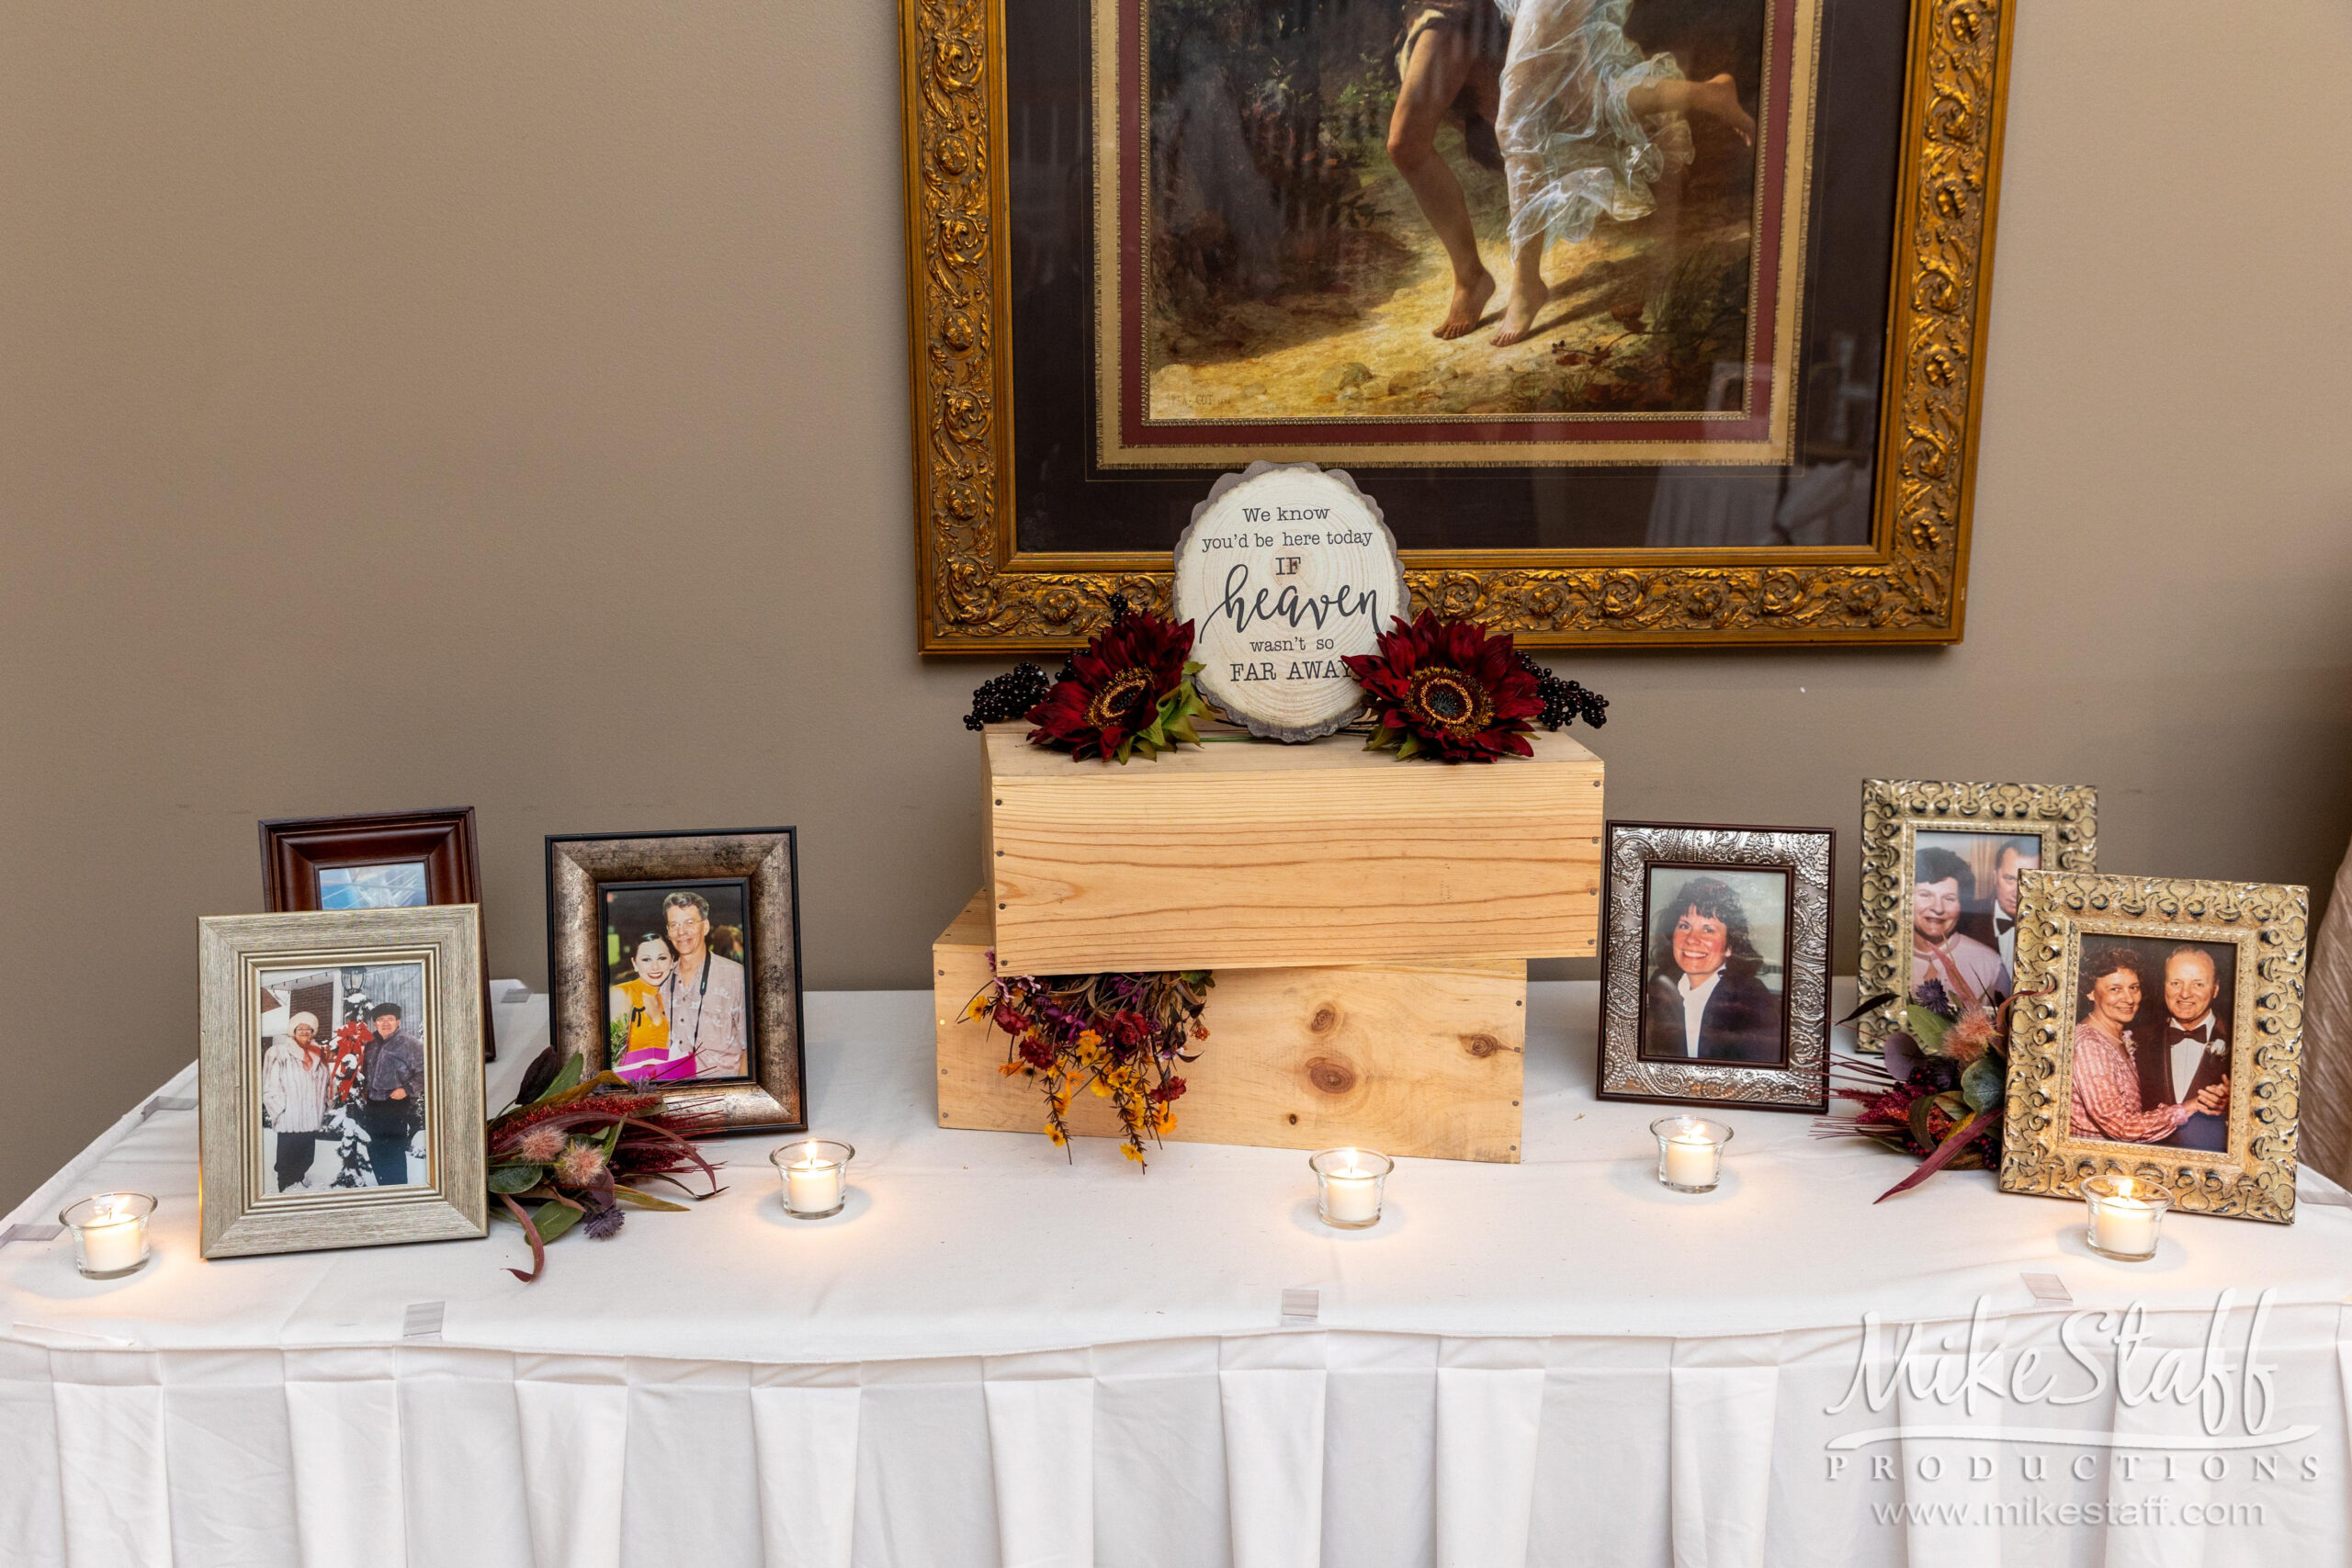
[5, 984, 2349, 1567]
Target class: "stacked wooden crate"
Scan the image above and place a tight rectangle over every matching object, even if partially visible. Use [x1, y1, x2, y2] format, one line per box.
[933, 724, 1604, 1162]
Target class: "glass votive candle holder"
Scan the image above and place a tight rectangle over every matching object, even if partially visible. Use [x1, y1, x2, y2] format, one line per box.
[2082, 1173, 2172, 1261]
[59, 1192, 156, 1278]
[771, 1140, 854, 1220]
[1652, 1117, 1732, 1193]
[1308, 1147, 1393, 1229]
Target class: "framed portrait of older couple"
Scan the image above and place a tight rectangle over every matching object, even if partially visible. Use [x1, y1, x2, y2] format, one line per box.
[1998, 872, 2309, 1226]
[1855, 779, 2099, 1052]
[198, 906, 489, 1258]
[1596, 820, 1834, 1112]
[546, 829, 808, 1133]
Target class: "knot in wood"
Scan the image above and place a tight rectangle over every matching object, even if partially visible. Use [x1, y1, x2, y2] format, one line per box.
[1304, 1056, 1357, 1096]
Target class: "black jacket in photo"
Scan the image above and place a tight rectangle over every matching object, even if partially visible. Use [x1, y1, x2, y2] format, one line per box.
[1641, 969, 1783, 1065]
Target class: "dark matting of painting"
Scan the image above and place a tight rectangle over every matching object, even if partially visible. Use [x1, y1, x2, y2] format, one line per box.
[1012, 0, 1896, 550]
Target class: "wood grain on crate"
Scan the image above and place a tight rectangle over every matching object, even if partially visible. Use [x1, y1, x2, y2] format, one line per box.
[934, 893, 1526, 1163]
[981, 724, 1602, 973]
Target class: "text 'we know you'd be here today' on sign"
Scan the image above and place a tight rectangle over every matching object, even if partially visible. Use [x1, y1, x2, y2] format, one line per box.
[1172, 462, 1408, 741]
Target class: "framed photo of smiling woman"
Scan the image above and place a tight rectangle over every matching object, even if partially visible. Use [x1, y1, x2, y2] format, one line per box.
[1596, 820, 1832, 1113]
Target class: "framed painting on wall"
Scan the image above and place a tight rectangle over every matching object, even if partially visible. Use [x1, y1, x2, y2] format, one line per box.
[901, 0, 2013, 651]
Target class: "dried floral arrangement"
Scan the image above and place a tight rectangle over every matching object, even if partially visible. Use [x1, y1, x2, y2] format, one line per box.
[964, 604, 1606, 762]
[965, 596, 1208, 762]
[965, 964, 1213, 1166]
[1816, 981, 2041, 1201]
[1346, 609, 1607, 762]
[486, 1043, 728, 1280]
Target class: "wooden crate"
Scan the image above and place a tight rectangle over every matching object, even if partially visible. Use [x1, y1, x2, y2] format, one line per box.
[933, 893, 1526, 1163]
[980, 723, 1603, 974]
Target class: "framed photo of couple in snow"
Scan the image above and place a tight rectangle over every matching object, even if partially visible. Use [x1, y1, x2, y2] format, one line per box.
[198, 906, 489, 1259]
[1996, 872, 2309, 1227]
[545, 829, 808, 1133]
[901, 0, 2013, 651]
[1594, 820, 1832, 1112]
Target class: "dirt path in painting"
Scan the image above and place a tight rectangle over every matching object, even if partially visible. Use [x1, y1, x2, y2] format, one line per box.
[1151, 146, 1753, 421]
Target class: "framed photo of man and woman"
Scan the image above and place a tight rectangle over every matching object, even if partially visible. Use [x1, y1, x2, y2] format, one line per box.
[1595, 819, 1832, 1112]
[547, 829, 808, 1133]
[198, 906, 489, 1258]
[1855, 779, 2099, 1053]
[902, 0, 2013, 651]
[1997, 872, 2308, 1226]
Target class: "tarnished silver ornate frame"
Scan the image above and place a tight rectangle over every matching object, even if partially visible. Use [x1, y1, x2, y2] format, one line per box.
[1857, 779, 2098, 1051]
[900, 0, 2014, 650]
[546, 829, 807, 1134]
[198, 907, 489, 1258]
[1998, 871, 2306, 1225]
[1596, 820, 1832, 1113]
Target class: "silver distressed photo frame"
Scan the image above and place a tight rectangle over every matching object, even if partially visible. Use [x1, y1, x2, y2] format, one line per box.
[1596, 821, 1833, 1113]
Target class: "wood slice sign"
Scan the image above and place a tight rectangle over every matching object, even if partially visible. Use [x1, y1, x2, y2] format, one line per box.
[1172, 462, 1408, 741]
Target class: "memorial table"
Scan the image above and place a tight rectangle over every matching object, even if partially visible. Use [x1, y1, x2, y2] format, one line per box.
[5, 984, 2348, 1567]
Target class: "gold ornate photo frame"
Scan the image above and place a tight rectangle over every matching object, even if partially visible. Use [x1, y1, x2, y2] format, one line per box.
[900, 0, 2013, 651]
[1856, 779, 2097, 1051]
[1997, 872, 2307, 1226]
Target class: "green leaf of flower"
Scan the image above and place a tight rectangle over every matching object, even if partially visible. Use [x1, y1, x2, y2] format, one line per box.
[488, 1164, 546, 1194]
[1905, 1005, 1953, 1054]
[613, 1185, 691, 1212]
[537, 1053, 584, 1105]
[1962, 1054, 2007, 1113]
[533, 1200, 583, 1246]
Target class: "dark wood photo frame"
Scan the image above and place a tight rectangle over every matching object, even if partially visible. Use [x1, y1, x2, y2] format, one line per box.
[545, 829, 808, 1134]
[1595, 819, 1833, 1113]
[259, 807, 494, 1057]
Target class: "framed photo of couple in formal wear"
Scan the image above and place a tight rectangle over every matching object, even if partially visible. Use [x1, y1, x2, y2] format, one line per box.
[1998, 872, 2308, 1225]
[198, 906, 489, 1258]
[1855, 780, 2098, 1052]
[901, 0, 2012, 651]
[1595, 820, 1832, 1113]
[259, 808, 494, 1055]
[546, 829, 808, 1132]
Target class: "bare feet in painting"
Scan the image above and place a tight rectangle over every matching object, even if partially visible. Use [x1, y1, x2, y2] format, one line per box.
[1692, 73, 1755, 144]
[1434, 268, 1497, 340]
[1490, 279, 1548, 346]
[1630, 73, 1755, 145]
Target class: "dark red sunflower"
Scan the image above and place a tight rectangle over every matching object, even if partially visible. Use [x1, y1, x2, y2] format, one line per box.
[1025, 602, 1208, 762]
[1342, 610, 1544, 762]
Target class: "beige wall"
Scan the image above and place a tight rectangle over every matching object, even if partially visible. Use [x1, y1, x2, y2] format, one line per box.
[5, 2, 2350, 1210]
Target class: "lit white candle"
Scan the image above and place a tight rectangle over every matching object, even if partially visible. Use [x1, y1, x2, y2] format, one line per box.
[1322, 1162, 1380, 1224]
[2091, 1192, 2159, 1258]
[1662, 1133, 1718, 1190]
[74, 1196, 149, 1274]
[785, 1152, 843, 1216]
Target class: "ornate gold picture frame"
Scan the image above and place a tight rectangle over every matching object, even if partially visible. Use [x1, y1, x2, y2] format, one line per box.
[1856, 778, 2097, 1052]
[900, 0, 2013, 651]
[1997, 872, 2307, 1226]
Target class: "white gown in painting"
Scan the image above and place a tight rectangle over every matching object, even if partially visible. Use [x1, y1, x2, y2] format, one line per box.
[1493, 0, 1694, 252]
